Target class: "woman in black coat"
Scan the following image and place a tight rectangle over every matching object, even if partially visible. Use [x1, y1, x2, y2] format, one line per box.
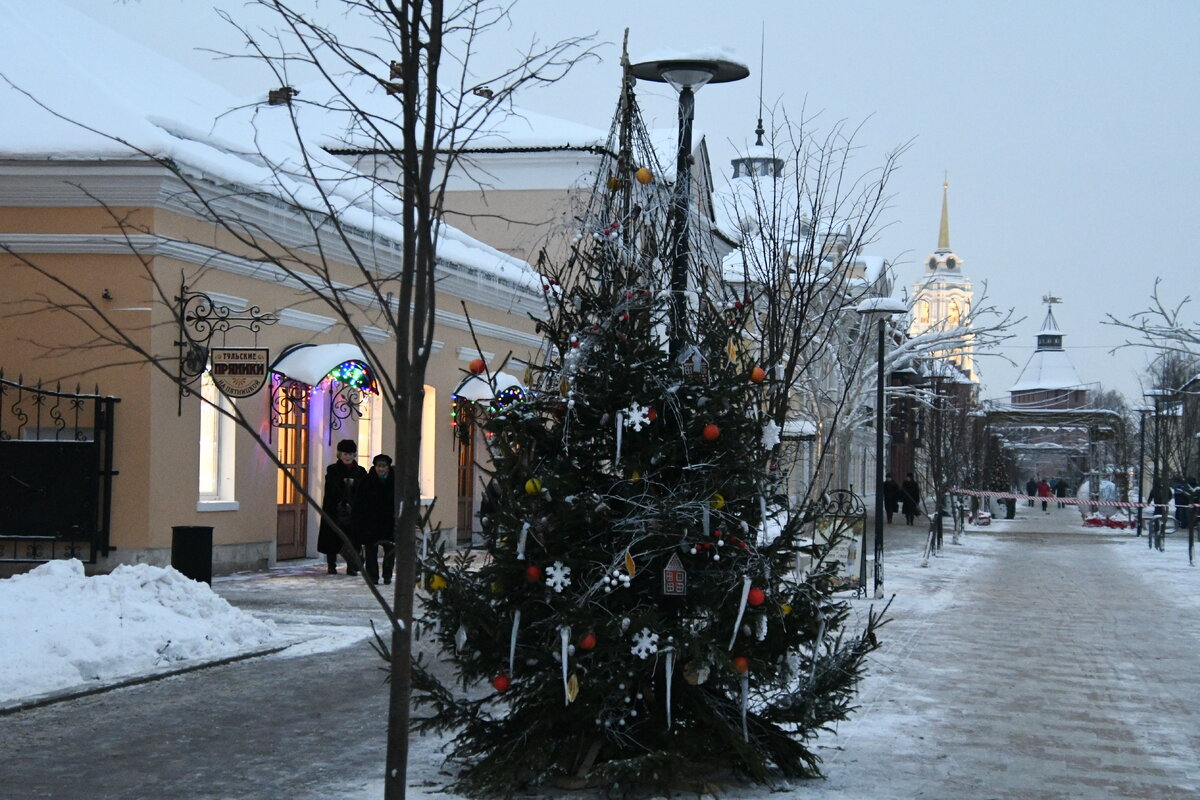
[354, 454, 396, 585]
[901, 473, 921, 526]
[317, 439, 368, 575]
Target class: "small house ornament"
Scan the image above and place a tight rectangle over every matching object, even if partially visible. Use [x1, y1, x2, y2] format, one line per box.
[676, 345, 709, 383]
[662, 553, 687, 596]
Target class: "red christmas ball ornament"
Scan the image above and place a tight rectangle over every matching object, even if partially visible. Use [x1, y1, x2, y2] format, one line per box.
[579, 633, 597, 651]
[749, 366, 766, 383]
[732, 656, 750, 674]
[524, 564, 543, 583]
[748, 588, 766, 607]
[647, 407, 658, 422]
[702, 423, 721, 441]
[468, 358, 486, 375]
[492, 674, 511, 691]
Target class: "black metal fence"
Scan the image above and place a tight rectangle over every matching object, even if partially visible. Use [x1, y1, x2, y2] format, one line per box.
[0, 372, 119, 563]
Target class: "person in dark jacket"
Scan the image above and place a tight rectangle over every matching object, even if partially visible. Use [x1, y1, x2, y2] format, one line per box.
[882, 473, 901, 524]
[901, 473, 921, 525]
[1055, 478, 1070, 509]
[1172, 478, 1190, 529]
[1025, 477, 1037, 507]
[317, 438, 368, 575]
[354, 453, 396, 585]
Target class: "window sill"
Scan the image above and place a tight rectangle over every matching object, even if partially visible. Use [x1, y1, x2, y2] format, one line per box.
[197, 500, 240, 512]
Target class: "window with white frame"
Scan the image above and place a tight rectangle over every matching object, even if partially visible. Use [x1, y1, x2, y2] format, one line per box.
[198, 373, 237, 509]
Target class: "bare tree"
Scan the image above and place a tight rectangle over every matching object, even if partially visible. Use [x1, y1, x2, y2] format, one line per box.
[1, 2, 594, 797]
[720, 113, 1016, 501]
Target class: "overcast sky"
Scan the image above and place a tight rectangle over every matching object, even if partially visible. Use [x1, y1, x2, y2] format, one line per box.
[57, 0, 1200, 402]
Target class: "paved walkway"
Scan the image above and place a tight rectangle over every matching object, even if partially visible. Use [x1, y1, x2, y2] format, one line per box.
[2, 507, 1199, 799]
[807, 505, 1200, 799]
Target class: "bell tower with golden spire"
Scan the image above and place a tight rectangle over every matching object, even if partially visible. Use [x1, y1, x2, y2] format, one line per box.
[910, 177, 976, 380]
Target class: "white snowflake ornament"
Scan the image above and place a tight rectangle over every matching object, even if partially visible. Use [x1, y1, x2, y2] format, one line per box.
[761, 419, 781, 449]
[545, 561, 572, 593]
[622, 403, 652, 431]
[630, 627, 660, 659]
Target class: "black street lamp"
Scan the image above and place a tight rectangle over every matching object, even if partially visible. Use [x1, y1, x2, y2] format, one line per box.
[1136, 405, 1152, 537]
[1145, 389, 1170, 550]
[856, 297, 908, 599]
[629, 56, 748, 355]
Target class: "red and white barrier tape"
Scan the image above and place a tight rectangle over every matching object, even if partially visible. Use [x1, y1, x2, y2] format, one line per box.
[949, 488, 1182, 511]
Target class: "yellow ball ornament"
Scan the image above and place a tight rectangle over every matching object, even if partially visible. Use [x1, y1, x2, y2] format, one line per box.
[428, 574, 447, 591]
[635, 167, 653, 184]
[780, 603, 793, 616]
[525, 478, 542, 495]
[710, 493, 725, 510]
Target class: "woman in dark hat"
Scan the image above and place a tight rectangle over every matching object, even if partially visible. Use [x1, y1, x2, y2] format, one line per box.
[354, 453, 396, 584]
[317, 438, 367, 575]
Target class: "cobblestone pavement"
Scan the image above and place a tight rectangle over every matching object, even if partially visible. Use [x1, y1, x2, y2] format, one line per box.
[2, 509, 1199, 799]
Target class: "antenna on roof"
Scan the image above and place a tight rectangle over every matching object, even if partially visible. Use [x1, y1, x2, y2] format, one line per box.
[754, 23, 765, 147]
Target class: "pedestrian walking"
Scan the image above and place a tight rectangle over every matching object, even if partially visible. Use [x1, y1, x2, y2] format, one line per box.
[882, 473, 901, 524]
[1025, 477, 1037, 507]
[901, 473, 921, 526]
[354, 454, 395, 585]
[1172, 477, 1190, 529]
[317, 438, 368, 575]
[1036, 478, 1052, 512]
[1055, 478, 1069, 509]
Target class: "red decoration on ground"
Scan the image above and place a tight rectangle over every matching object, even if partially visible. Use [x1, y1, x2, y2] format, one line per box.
[747, 588, 765, 606]
[732, 656, 749, 674]
[579, 633, 597, 651]
[702, 423, 720, 441]
[468, 358, 486, 375]
[524, 564, 542, 583]
[492, 674, 511, 691]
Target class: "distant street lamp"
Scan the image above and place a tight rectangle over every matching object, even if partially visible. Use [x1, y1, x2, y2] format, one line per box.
[630, 56, 748, 355]
[1135, 405, 1152, 537]
[856, 296, 908, 599]
[1145, 389, 1170, 550]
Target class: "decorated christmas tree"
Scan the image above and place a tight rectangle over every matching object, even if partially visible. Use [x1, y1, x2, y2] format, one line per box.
[413, 55, 884, 796]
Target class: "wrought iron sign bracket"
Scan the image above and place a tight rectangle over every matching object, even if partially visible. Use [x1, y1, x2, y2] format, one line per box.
[175, 278, 278, 414]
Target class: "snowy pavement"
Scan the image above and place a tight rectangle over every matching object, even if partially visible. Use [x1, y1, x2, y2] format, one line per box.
[2, 506, 1199, 798]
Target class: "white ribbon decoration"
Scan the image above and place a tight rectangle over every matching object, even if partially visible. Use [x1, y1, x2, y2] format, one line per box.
[560, 625, 571, 705]
[516, 522, 530, 561]
[615, 412, 624, 466]
[664, 648, 675, 729]
[728, 576, 752, 650]
[509, 609, 521, 674]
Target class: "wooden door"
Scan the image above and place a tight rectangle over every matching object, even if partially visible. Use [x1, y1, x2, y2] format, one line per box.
[275, 383, 309, 560]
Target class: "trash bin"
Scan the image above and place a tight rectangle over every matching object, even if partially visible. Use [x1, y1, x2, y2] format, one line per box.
[171, 525, 213, 584]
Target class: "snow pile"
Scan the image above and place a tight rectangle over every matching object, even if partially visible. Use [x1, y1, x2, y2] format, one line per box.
[0, 559, 279, 704]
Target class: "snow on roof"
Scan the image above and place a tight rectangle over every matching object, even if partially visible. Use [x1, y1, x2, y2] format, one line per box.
[453, 370, 523, 402]
[1010, 349, 1086, 392]
[0, 0, 539, 289]
[272, 344, 368, 386]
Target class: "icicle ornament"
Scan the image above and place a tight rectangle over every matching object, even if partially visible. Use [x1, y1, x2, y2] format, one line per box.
[508, 609, 521, 674]
[560, 625, 571, 705]
[728, 576, 752, 650]
[664, 648, 675, 728]
[740, 673, 750, 742]
[516, 522, 529, 560]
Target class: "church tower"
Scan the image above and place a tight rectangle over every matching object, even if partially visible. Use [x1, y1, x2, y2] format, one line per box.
[909, 181, 976, 380]
[1009, 298, 1088, 408]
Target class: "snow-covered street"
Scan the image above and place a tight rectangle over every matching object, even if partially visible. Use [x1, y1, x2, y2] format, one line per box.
[3, 505, 1199, 798]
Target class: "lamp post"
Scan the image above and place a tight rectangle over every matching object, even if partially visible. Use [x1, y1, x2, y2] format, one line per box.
[629, 56, 747, 355]
[1135, 405, 1152, 536]
[1145, 389, 1170, 550]
[856, 297, 908, 599]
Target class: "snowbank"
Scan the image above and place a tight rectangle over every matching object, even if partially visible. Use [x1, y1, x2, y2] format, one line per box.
[0, 559, 279, 705]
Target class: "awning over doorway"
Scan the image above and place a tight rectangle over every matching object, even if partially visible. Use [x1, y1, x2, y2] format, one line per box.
[453, 371, 523, 402]
[271, 343, 368, 386]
